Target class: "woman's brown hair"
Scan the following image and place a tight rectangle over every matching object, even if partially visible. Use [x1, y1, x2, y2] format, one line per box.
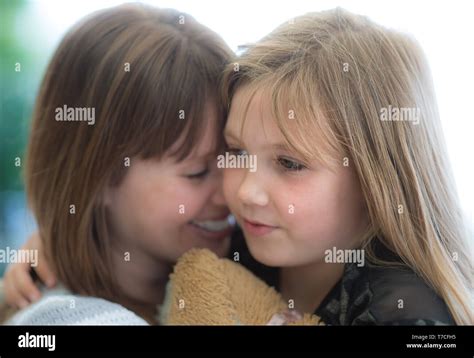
[23, 3, 232, 322]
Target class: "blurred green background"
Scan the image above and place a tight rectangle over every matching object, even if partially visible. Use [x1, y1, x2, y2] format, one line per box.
[0, 0, 50, 276]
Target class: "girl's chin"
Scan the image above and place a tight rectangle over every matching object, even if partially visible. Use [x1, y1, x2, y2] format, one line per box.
[246, 242, 286, 267]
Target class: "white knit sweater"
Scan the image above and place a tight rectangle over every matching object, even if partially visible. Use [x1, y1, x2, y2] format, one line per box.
[6, 286, 148, 325]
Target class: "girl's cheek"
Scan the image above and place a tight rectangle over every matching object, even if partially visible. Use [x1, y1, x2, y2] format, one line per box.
[273, 177, 313, 219]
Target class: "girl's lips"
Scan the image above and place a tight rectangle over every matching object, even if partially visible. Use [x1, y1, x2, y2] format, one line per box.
[242, 218, 277, 237]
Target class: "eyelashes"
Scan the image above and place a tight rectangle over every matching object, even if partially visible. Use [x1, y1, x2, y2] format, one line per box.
[186, 167, 209, 179]
[226, 148, 248, 157]
[276, 156, 307, 172]
[226, 146, 307, 172]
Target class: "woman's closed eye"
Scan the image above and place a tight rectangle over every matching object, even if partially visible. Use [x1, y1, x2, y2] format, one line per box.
[186, 167, 209, 179]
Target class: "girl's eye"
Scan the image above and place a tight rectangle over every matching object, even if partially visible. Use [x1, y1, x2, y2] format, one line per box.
[227, 148, 248, 157]
[186, 168, 209, 179]
[277, 157, 306, 171]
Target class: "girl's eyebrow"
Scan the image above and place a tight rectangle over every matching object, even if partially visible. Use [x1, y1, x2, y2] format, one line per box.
[224, 128, 290, 152]
[224, 128, 294, 154]
[223, 129, 240, 142]
[271, 143, 291, 151]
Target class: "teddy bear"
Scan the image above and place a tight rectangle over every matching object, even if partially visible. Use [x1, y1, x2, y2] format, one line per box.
[159, 248, 322, 325]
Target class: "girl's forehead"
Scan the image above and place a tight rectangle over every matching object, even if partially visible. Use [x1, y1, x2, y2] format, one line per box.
[226, 85, 272, 129]
[225, 80, 344, 170]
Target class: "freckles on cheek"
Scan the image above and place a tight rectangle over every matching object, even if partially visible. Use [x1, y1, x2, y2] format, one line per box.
[277, 181, 316, 217]
[281, 182, 337, 228]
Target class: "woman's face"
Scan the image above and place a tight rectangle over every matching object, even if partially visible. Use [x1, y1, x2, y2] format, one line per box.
[105, 101, 232, 264]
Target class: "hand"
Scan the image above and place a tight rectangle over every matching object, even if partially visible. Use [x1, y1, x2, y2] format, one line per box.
[3, 232, 56, 308]
[266, 310, 303, 325]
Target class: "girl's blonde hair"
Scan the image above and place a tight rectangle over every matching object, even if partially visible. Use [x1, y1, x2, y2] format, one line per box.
[222, 8, 473, 324]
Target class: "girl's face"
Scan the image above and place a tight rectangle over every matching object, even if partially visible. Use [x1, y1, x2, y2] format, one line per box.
[105, 101, 232, 264]
[223, 87, 368, 267]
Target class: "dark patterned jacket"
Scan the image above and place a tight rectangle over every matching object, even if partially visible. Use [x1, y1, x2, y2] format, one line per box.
[229, 227, 455, 325]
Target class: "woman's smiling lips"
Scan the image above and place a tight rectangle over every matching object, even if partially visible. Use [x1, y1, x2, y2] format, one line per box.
[242, 217, 278, 237]
[189, 215, 233, 240]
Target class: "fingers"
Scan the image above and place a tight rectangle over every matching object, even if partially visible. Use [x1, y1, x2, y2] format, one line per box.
[4, 284, 29, 309]
[2, 232, 56, 309]
[23, 231, 57, 287]
[33, 256, 56, 288]
[3, 267, 31, 309]
[12, 264, 42, 302]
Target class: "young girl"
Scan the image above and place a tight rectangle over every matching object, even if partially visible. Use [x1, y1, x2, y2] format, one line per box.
[1, 3, 270, 324]
[220, 8, 473, 325]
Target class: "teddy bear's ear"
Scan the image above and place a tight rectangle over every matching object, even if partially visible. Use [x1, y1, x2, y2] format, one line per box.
[159, 249, 238, 325]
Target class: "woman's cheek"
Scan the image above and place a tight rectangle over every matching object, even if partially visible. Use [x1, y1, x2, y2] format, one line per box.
[175, 178, 218, 221]
[174, 185, 200, 221]
[222, 169, 240, 209]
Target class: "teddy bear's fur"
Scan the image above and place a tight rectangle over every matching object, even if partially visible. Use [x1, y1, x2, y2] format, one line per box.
[159, 249, 322, 325]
